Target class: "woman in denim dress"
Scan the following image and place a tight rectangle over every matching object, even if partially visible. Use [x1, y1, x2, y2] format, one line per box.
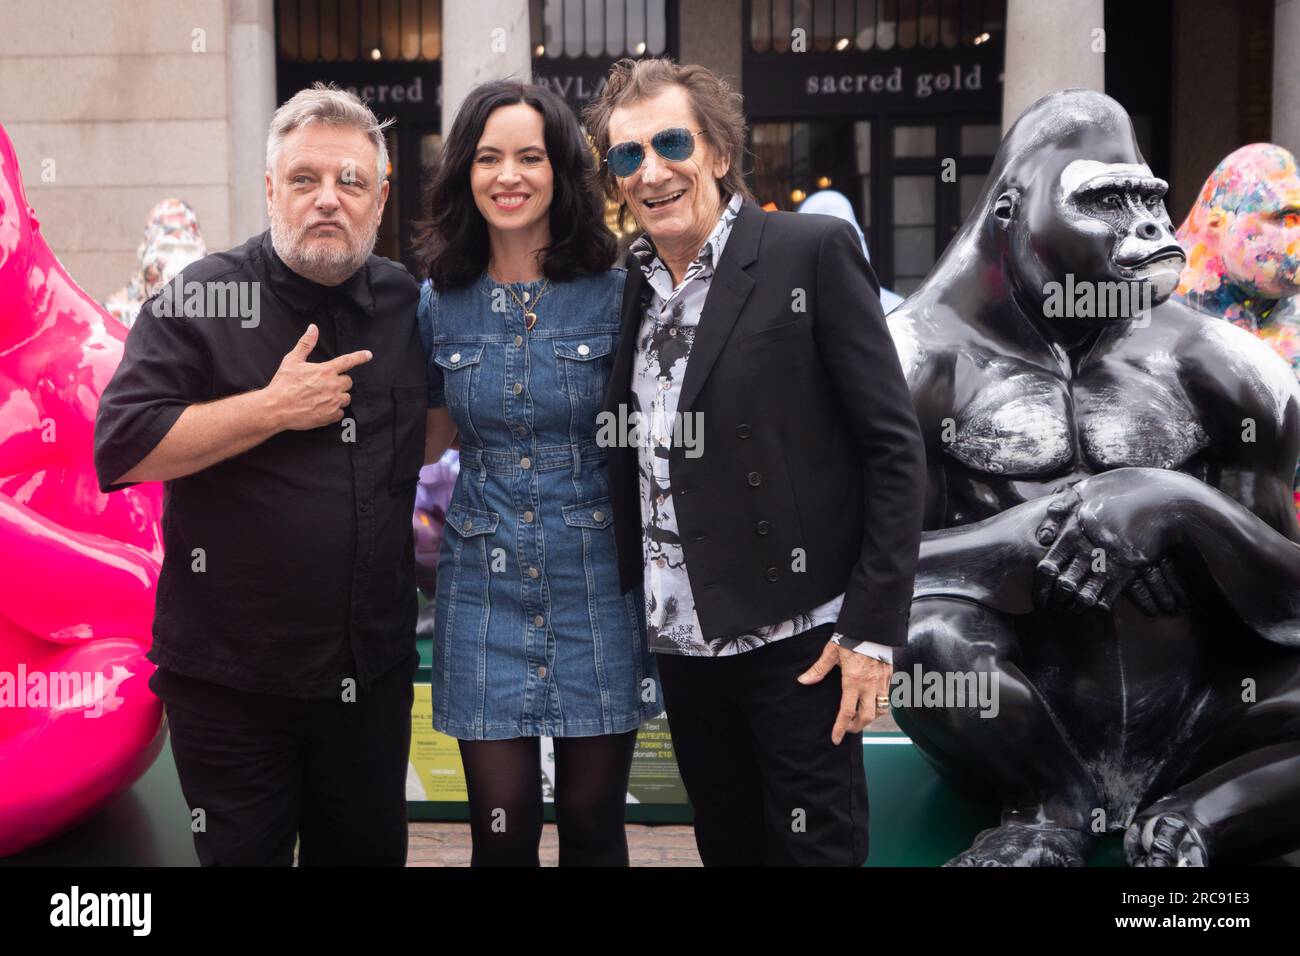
[414, 81, 658, 866]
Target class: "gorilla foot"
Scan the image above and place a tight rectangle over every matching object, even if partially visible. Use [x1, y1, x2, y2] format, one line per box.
[945, 823, 1094, 867]
[1124, 811, 1208, 867]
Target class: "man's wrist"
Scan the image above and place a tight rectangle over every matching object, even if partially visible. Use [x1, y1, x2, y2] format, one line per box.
[831, 630, 861, 650]
[253, 385, 288, 435]
[831, 632, 894, 664]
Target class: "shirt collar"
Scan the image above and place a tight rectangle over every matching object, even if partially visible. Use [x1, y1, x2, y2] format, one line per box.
[258, 230, 376, 317]
[629, 192, 744, 291]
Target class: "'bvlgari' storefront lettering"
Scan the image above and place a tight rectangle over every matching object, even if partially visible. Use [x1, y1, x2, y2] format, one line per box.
[533, 74, 608, 102]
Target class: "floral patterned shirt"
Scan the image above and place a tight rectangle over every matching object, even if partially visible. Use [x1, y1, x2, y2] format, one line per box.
[627, 194, 845, 657]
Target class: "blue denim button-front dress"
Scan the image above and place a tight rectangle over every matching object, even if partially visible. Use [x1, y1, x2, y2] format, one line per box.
[417, 268, 659, 740]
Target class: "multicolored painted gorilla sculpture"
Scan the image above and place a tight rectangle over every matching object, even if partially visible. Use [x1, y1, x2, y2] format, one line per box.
[1174, 143, 1300, 330]
[0, 121, 165, 856]
[1173, 143, 1300, 513]
[103, 199, 208, 330]
[888, 90, 1300, 866]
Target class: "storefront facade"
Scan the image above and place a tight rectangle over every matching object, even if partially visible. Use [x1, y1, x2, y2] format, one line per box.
[741, 0, 1005, 292]
[272, 0, 1018, 292]
[274, 0, 676, 272]
[266, 0, 1277, 291]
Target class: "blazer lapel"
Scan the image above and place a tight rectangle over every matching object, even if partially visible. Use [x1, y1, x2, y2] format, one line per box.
[676, 198, 764, 417]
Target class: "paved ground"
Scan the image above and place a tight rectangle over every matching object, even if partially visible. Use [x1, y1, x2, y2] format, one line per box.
[408, 823, 702, 866]
[409, 716, 898, 866]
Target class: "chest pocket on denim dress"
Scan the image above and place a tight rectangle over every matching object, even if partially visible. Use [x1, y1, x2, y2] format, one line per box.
[433, 343, 486, 443]
[553, 334, 613, 400]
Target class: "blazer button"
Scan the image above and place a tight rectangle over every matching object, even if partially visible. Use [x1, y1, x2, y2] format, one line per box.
[736, 424, 752, 439]
[756, 520, 771, 535]
[765, 567, 779, 582]
[747, 471, 762, 487]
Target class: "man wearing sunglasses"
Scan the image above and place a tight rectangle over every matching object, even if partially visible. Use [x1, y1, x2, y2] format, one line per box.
[586, 59, 927, 866]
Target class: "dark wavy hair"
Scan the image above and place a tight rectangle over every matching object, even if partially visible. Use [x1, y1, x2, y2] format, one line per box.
[412, 80, 617, 288]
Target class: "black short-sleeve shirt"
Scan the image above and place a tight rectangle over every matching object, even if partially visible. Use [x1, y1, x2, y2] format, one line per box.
[94, 231, 426, 698]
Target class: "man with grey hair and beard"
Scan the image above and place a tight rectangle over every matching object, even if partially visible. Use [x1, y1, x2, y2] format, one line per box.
[94, 84, 431, 866]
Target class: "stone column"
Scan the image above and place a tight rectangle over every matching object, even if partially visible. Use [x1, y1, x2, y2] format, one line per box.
[1274, 0, 1300, 155]
[441, 0, 532, 132]
[228, 0, 277, 239]
[1001, 0, 1106, 131]
[679, 0, 742, 87]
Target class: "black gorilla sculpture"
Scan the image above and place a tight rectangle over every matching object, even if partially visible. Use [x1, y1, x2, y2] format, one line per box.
[888, 89, 1300, 866]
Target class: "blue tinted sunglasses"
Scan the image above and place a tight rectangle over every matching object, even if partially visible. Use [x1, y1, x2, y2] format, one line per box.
[606, 128, 705, 178]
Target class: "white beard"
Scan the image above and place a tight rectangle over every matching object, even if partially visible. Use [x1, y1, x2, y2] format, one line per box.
[269, 204, 379, 286]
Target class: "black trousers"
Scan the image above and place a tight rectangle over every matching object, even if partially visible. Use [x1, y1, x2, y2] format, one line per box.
[655, 624, 870, 866]
[152, 652, 417, 866]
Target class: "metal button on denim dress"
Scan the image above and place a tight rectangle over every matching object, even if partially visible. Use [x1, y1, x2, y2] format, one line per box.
[418, 268, 659, 739]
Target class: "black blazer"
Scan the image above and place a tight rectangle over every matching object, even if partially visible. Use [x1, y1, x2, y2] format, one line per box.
[602, 198, 927, 649]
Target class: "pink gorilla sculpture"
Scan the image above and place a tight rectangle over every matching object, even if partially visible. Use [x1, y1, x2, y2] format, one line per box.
[0, 121, 165, 856]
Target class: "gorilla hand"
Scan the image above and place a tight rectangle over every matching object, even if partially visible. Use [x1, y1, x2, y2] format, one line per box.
[1033, 469, 1193, 616]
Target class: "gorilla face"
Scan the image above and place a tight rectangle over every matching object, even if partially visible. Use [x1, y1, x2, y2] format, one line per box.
[1215, 183, 1300, 300]
[1175, 143, 1300, 305]
[1059, 160, 1185, 298]
[975, 88, 1187, 332]
[999, 158, 1185, 325]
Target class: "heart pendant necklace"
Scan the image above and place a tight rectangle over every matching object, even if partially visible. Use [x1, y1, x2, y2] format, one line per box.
[501, 278, 550, 332]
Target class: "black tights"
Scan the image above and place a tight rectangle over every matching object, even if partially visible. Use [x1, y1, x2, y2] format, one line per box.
[458, 731, 638, 866]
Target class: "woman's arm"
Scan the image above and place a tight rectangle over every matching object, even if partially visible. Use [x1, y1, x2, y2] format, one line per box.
[424, 408, 458, 465]
[416, 280, 453, 465]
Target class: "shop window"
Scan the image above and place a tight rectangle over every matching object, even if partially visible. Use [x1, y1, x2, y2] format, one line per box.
[533, 0, 668, 58]
[893, 174, 936, 291]
[855, 121, 872, 227]
[958, 172, 984, 220]
[959, 122, 1000, 156]
[278, 0, 443, 62]
[893, 125, 936, 158]
[279, 0, 665, 62]
[750, 115, 995, 291]
[752, 120, 874, 217]
[749, 0, 1003, 53]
